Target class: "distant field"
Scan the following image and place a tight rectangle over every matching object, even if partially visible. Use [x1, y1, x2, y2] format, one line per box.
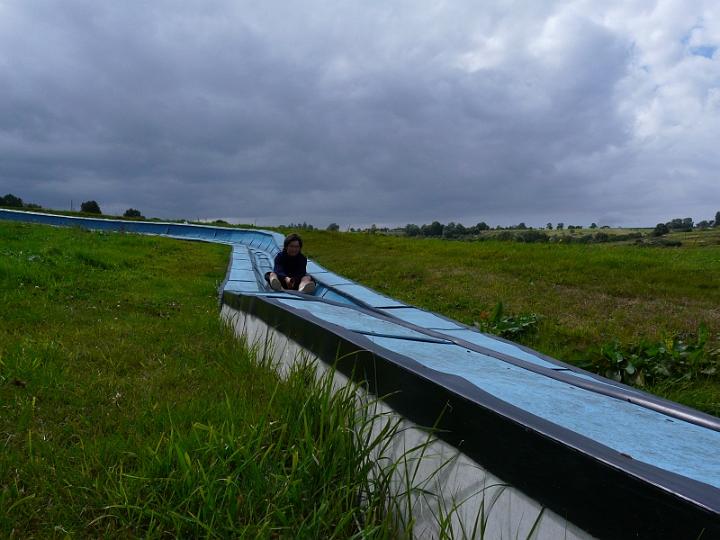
[299, 229, 720, 415]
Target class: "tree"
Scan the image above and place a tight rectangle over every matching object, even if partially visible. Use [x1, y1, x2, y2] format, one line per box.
[326, 222, 340, 231]
[1, 193, 23, 207]
[590, 223, 598, 229]
[404, 224, 421, 237]
[80, 200, 101, 214]
[546, 222, 553, 230]
[652, 223, 670, 236]
[666, 217, 693, 231]
[290, 221, 315, 230]
[441, 222, 466, 239]
[475, 221, 490, 231]
[715, 211, 720, 227]
[424, 221, 444, 237]
[124, 208, 143, 218]
[556, 222, 564, 230]
[443, 222, 458, 238]
[516, 222, 527, 230]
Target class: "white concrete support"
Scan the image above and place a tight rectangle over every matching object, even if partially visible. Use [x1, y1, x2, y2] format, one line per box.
[221, 304, 593, 540]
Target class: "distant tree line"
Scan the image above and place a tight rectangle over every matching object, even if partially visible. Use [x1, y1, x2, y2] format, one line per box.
[1, 193, 148, 220]
[653, 213, 719, 236]
[283, 222, 340, 231]
[6, 192, 718, 240]
[336, 213, 720, 246]
[400, 220, 598, 239]
[404, 221, 491, 238]
[1, 193, 42, 209]
[391, 214, 719, 242]
[80, 201, 145, 218]
[284, 222, 316, 231]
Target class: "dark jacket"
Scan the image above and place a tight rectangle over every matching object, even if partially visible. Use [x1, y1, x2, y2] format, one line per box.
[273, 251, 308, 280]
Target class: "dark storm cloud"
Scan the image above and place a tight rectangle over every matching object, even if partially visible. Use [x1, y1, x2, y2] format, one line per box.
[1, 1, 718, 228]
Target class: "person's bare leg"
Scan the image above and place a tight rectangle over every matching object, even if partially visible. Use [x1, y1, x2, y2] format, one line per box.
[268, 272, 282, 291]
[298, 276, 315, 294]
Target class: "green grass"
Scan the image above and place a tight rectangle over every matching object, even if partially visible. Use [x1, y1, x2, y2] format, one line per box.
[298, 230, 720, 416]
[2, 217, 718, 535]
[0, 222, 410, 538]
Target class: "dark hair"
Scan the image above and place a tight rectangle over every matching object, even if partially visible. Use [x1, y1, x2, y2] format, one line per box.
[284, 233, 303, 250]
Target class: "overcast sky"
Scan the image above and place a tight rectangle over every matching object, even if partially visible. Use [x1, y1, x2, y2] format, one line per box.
[1, 1, 718, 228]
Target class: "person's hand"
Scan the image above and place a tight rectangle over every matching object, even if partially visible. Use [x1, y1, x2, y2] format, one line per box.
[285, 276, 295, 288]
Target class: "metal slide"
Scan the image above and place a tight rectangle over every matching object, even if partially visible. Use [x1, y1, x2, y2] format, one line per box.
[2, 209, 718, 539]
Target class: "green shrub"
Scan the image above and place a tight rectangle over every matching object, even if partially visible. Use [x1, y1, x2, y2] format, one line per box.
[582, 325, 719, 386]
[1, 193, 23, 207]
[514, 230, 549, 243]
[638, 238, 683, 248]
[474, 302, 540, 338]
[80, 200, 102, 214]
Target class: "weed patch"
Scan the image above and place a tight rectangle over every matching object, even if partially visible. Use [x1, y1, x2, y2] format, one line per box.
[473, 302, 540, 339]
[583, 325, 720, 387]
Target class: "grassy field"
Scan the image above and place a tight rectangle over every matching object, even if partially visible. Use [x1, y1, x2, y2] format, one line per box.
[0, 222, 408, 538]
[298, 229, 720, 416]
[2, 215, 718, 536]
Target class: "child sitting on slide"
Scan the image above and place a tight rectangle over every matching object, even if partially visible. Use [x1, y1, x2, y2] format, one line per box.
[265, 233, 316, 294]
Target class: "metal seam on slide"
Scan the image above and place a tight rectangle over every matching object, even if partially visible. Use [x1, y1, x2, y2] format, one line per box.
[345, 330, 453, 344]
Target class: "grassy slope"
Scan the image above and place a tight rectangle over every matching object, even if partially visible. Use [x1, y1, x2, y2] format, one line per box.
[299, 230, 720, 415]
[0, 222, 399, 538]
